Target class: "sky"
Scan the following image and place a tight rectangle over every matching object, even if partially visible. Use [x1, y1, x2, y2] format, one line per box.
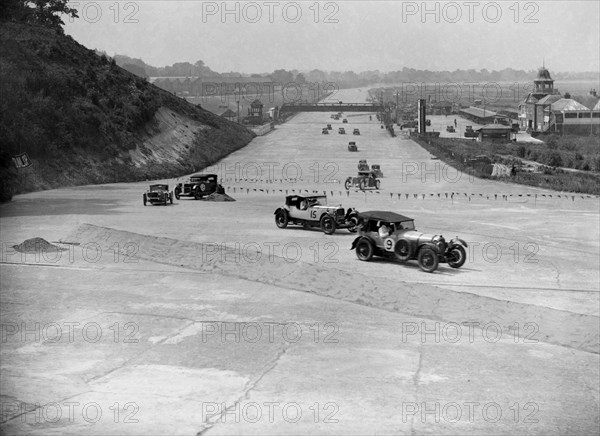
[63, 1, 600, 73]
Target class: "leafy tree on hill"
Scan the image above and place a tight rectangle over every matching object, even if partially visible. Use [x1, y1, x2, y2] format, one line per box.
[2, 0, 78, 30]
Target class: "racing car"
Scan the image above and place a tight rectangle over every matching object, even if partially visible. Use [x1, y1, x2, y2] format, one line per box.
[351, 211, 467, 272]
[274, 195, 359, 235]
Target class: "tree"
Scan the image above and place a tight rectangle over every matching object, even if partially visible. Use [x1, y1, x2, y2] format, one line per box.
[270, 69, 294, 85]
[122, 63, 148, 78]
[2, 0, 79, 29]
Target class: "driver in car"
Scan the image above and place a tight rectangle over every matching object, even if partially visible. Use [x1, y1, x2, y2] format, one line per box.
[378, 222, 390, 238]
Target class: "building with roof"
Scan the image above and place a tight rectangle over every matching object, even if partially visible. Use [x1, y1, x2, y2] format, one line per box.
[545, 98, 600, 135]
[518, 65, 600, 134]
[220, 108, 237, 122]
[243, 99, 264, 125]
[518, 65, 561, 132]
[430, 101, 453, 115]
[475, 124, 513, 141]
[459, 106, 497, 124]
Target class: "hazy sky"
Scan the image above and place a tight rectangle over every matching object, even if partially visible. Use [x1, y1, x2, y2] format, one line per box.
[63, 1, 600, 73]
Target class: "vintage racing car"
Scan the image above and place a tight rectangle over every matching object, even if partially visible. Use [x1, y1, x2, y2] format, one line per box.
[322, 128, 329, 134]
[345, 171, 380, 190]
[348, 141, 358, 152]
[274, 195, 359, 235]
[446, 125, 455, 132]
[351, 211, 467, 272]
[371, 164, 383, 178]
[343, 118, 348, 123]
[353, 128, 360, 135]
[143, 184, 173, 206]
[338, 127, 346, 134]
[174, 173, 223, 200]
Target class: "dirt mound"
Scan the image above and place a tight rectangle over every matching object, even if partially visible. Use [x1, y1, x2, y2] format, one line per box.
[13, 238, 66, 253]
[203, 193, 236, 202]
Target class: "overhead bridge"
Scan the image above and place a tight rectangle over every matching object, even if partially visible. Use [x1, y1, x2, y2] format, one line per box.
[280, 103, 382, 113]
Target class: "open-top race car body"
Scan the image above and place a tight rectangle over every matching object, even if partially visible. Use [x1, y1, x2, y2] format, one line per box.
[143, 184, 173, 206]
[371, 164, 383, 178]
[345, 171, 380, 190]
[350, 211, 468, 272]
[174, 173, 224, 200]
[274, 195, 359, 234]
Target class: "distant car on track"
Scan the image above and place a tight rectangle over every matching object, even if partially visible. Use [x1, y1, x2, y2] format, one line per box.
[353, 128, 360, 135]
[351, 211, 467, 273]
[174, 174, 223, 200]
[345, 171, 380, 190]
[348, 141, 358, 152]
[322, 128, 329, 134]
[143, 184, 173, 206]
[338, 128, 346, 134]
[343, 118, 348, 123]
[371, 164, 383, 178]
[274, 195, 359, 234]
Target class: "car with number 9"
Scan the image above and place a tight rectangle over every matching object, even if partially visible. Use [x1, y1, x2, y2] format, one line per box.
[351, 211, 468, 272]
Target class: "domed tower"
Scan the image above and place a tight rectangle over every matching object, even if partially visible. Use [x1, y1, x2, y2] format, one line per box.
[534, 64, 554, 94]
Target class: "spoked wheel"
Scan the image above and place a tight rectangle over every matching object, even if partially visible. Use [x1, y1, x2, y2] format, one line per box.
[394, 238, 412, 263]
[344, 178, 352, 190]
[375, 180, 381, 189]
[320, 215, 336, 235]
[418, 248, 439, 273]
[275, 211, 289, 228]
[355, 238, 374, 261]
[447, 245, 466, 268]
[347, 216, 359, 233]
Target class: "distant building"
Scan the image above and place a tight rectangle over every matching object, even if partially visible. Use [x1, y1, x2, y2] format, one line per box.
[220, 108, 237, 122]
[545, 98, 600, 135]
[518, 65, 600, 134]
[476, 124, 513, 141]
[519, 67, 600, 134]
[459, 106, 497, 124]
[243, 99, 264, 125]
[431, 101, 452, 115]
[518, 65, 561, 132]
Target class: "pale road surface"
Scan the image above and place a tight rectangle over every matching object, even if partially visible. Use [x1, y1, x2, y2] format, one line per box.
[1, 88, 599, 435]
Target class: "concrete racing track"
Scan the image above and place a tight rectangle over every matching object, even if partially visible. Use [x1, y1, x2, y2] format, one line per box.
[1, 88, 599, 435]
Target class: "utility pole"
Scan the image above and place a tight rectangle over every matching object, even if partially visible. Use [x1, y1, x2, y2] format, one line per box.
[394, 91, 400, 123]
[236, 100, 240, 123]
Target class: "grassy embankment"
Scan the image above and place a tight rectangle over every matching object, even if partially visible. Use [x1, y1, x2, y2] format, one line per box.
[412, 134, 600, 195]
[0, 21, 255, 202]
